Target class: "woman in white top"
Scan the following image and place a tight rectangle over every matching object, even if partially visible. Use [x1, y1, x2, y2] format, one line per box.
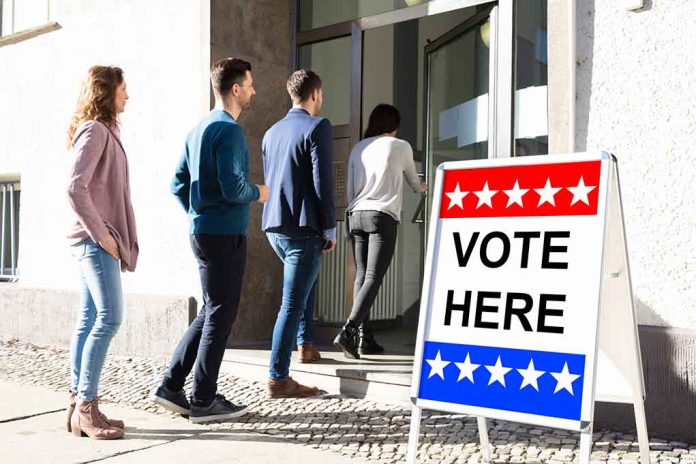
[333, 104, 426, 359]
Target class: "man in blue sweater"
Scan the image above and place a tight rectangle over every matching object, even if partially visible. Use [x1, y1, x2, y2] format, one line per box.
[152, 58, 269, 423]
[262, 69, 335, 398]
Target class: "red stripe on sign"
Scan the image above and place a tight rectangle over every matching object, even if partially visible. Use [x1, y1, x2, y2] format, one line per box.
[439, 161, 601, 218]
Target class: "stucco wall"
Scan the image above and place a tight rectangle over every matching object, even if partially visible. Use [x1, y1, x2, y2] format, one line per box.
[576, 0, 696, 330]
[0, 0, 210, 299]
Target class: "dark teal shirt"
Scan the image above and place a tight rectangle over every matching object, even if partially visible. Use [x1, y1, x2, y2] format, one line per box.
[171, 110, 259, 235]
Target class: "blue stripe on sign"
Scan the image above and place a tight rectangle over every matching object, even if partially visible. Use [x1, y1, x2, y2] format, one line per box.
[417, 341, 585, 420]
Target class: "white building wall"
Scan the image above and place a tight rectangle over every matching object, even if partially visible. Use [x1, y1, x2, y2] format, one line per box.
[0, 0, 210, 298]
[576, 1, 696, 330]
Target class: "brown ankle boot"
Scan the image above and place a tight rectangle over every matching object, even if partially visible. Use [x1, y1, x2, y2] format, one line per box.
[67, 395, 124, 431]
[298, 344, 321, 363]
[66, 392, 76, 432]
[95, 397, 125, 429]
[267, 377, 319, 398]
[71, 398, 124, 440]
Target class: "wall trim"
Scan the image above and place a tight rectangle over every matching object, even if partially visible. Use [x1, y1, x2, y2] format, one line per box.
[0, 22, 61, 48]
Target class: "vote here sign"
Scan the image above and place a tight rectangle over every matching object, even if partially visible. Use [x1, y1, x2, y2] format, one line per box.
[412, 152, 611, 431]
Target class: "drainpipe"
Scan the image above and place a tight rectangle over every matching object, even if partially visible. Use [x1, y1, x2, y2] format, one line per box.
[568, 0, 576, 152]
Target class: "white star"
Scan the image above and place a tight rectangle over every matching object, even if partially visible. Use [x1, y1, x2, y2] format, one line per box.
[445, 183, 468, 210]
[567, 176, 596, 206]
[485, 356, 512, 387]
[454, 353, 480, 383]
[550, 362, 581, 395]
[517, 359, 545, 391]
[535, 178, 562, 207]
[426, 350, 450, 380]
[503, 180, 529, 208]
[474, 181, 498, 209]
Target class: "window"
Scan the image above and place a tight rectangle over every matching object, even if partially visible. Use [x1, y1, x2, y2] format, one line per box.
[1, 0, 50, 37]
[1, 177, 20, 281]
[514, 0, 548, 156]
[298, 37, 352, 125]
[299, 0, 436, 32]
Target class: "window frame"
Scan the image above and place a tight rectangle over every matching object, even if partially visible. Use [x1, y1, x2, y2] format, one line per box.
[0, 0, 59, 47]
[0, 174, 20, 282]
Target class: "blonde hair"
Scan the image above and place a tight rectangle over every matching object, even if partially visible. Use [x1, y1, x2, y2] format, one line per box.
[66, 66, 124, 149]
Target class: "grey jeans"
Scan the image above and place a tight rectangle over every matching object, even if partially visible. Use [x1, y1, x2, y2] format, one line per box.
[347, 211, 398, 325]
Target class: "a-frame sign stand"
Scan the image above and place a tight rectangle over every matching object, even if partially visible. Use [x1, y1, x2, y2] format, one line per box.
[406, 153, 650, 464]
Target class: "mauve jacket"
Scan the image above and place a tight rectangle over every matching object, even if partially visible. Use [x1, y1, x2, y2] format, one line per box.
[66, 120, 139, 272]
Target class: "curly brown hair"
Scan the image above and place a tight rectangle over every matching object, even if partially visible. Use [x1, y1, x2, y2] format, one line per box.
[66, 66, 124, 149]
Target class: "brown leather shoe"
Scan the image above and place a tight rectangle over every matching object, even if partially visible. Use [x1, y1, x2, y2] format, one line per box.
[66, 392, 76, 432]
[267, 377, 319, 399]
[71, 398, 124, 440]
[298, 344, 321, 363]
[96, 397, 125, 429]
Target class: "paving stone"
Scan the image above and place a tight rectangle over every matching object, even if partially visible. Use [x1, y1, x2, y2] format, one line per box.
[2, 339, 695, 464]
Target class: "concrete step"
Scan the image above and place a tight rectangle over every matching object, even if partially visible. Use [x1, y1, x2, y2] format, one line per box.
[219, 346, 414, 407]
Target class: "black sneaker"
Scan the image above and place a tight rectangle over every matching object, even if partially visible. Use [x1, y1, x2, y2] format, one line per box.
[333, 323, 360, 359]
[151, 384, 191, 415]
[189, 394, 249, 424]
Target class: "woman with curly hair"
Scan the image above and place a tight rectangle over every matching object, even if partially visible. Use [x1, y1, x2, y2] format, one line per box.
[65, 66, 138, 440]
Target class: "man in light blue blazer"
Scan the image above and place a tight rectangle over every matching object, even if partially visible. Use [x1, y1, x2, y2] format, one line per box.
[262, 69, 336, 398]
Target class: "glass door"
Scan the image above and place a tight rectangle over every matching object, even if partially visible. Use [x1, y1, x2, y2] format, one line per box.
[296, 24, 364, 324]
[424, 6, 497, 224]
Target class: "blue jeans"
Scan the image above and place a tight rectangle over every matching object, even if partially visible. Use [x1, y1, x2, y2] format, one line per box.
[266, 229, 323, 380]
[69, 238, 123, 401]
[296, 282, 316, 346]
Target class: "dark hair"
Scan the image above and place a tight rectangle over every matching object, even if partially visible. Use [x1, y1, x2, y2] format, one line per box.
[286, 69, 322, 102]
[364, 104, 401, 138]
[210, 58, 252, 97]
[67, 65, 124, 149]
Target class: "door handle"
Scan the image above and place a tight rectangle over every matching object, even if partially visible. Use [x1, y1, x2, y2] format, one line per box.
[412, 191, 426, 224]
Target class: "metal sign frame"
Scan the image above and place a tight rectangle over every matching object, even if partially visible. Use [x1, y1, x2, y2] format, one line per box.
[406, 153, 649, 464]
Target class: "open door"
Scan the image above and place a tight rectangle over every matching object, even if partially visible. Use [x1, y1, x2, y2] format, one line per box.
[423, 6, 497, 227]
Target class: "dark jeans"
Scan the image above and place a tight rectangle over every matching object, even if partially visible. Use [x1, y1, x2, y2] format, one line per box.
[347, 211, 398, 325]
[162, 234, 246, 406]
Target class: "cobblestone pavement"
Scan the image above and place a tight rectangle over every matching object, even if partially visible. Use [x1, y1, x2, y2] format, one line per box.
[1, 339, 694, 464]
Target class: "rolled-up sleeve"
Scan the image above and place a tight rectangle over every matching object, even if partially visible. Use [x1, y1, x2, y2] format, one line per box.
[402, 142, 421, 193]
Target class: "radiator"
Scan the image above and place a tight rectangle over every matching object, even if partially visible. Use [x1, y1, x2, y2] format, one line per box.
[315, 225, 402, 324]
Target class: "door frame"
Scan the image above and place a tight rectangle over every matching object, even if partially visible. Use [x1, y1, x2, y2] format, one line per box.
[290, 0, 517, 324]
[422, 5, 498, 229]
[291, 0, 514, 156]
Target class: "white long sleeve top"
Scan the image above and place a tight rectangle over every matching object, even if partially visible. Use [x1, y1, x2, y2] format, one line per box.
[346, 136, 421, 222]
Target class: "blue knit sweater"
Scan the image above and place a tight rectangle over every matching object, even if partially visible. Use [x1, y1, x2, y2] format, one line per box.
[171, 110, 259, 235]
